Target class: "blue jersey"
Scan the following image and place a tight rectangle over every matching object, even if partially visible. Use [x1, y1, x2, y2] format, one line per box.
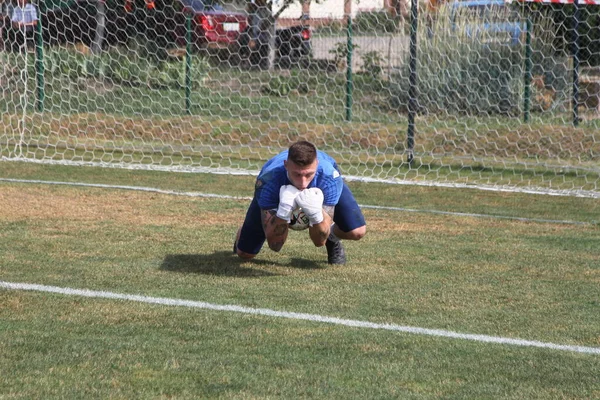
[255, 150, 343, 210]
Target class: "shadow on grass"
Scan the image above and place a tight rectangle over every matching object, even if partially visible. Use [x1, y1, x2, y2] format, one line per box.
[161, 252, 323, 277]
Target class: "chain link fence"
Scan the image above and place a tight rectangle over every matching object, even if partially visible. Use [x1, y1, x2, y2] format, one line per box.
[1, 0, 599, 198]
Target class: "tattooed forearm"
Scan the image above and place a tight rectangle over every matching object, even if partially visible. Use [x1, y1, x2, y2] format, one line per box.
[262, 209, 277, 231]
[262, 209, 289, 252]
[323, 205, 335, 220]
[318, 229, 328, 241]
[306, 205, 334, 247]
[273, 223, 288, 235]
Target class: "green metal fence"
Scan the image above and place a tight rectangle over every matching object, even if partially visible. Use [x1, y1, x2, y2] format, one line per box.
[1, 0, 599, 197]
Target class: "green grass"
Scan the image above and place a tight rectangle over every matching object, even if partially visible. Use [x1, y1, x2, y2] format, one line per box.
[2, 49, 599, 196]
[1, 162, 599, 398]
[1, 161, 599, 222]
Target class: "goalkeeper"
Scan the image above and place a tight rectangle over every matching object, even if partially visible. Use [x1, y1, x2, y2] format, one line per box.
[234, 140, 366, 265]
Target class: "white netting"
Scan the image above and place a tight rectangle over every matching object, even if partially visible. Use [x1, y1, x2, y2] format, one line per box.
[1, 0, 599, 197]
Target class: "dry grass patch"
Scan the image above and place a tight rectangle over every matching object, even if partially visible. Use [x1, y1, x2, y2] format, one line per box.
[0, 186, 235, 228]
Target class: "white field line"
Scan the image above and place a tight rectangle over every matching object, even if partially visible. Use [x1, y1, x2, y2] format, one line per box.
[1, 281, 599, 355]
[0, 178, 595, 226]
[4, 157, 600, 199]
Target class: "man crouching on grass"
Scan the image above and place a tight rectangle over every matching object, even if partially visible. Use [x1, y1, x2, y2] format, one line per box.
[234, 140, 366, 264]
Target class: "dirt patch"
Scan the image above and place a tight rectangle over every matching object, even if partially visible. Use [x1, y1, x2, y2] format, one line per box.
[0, 185, 588, 238]
[0, 186, 229, 228]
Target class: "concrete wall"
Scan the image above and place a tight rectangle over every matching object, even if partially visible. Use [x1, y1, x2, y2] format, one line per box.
[273, 0, 386, 20]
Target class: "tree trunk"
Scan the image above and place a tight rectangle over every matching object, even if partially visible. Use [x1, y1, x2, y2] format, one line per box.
[266, 13, 275, 70]
[91, 0, 106, 54]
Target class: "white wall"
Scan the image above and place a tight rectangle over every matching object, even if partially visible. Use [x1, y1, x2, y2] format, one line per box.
[355, 0, 387, 13]
[273, 0, 386, 20]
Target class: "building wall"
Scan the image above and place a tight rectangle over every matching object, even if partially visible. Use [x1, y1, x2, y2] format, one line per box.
[273, 0, 386, 21]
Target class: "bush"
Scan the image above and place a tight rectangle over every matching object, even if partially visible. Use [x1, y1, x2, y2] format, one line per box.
[390, 37, 524, 115]
[526, 3, 600, 67]
[353, 11, 400, 34]
[262, 76, 292, 96]
[328, 42, 360, 71]
[388, 5, 571, 116]
[312, 20, 346, 36]
[361, 51, 385, 77]
[42, 44, 209, 89]
[261, 72, 315, 96]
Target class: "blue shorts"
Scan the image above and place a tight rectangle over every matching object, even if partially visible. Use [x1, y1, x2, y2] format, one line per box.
[237, 183, 366, 255]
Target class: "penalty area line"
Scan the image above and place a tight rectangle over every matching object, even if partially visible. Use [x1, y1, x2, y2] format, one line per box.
[1, 281, 599, 356]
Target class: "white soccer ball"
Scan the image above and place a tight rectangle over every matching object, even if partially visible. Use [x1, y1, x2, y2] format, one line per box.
[289, 208, 310, 231]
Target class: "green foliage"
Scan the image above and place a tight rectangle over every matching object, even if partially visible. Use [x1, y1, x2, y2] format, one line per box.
[353, 11, 400, 34]
[312, 19, 346, 36]
[40, 45, 209, 89]
[390, 39, 524, 115]
[45, 49, 99, 79]
[328, 42, 360, 69]
[0, 52, 37, 79]
[388, 6, 570, 116]
[361, 50, 385, 78]
[525, 3, 600, 67]
[262, 76, 292, 96]
[261, 73, 312, 97]
[527, 16, 571, 106]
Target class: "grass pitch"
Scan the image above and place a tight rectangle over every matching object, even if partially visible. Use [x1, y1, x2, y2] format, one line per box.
[0, 162, 599, 399]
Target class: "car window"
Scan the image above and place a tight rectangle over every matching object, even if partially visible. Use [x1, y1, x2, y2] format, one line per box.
[208, 3, 224, 11]
[453, 1, 519, 24]
[472, 5, 517, 23]
[180, 0, 205, 12]
[179, 0, 227, 12]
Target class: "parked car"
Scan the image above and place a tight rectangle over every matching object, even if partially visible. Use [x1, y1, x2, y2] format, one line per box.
[172, 0, 247, 56]
[237, 22, 312, 69]
[449, 0, 525, 46]
[1, 0, 311, 68]
[173, 0, 311, 68]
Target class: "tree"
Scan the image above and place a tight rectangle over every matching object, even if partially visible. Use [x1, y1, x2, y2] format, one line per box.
[524, 2, 600, 67]
[246, 0, 308, 69]
[91, 0, 106, 54]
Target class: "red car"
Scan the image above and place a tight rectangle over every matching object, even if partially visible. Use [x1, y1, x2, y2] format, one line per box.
[174, 0, 247, 54]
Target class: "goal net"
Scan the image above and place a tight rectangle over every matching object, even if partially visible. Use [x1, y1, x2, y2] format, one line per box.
[1, 0, 599, 198]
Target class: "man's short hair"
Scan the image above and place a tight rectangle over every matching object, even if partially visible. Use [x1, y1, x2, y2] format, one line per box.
[288, 141, 317, 166]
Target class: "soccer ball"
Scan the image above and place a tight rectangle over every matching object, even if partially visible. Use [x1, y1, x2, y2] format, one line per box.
[289, 208, 310, 231]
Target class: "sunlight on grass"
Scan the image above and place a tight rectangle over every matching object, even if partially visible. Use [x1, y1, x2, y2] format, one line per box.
[0, 164, 599, 398]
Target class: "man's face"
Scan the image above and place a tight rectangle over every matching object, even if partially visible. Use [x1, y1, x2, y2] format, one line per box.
[284, 159, 318, 190]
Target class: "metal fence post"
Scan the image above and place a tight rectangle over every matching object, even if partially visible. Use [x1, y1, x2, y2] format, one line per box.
[572, 1, 581, 127]
[345, 15, 353, 122]
[407, 0, 419, 164]
[35, 0, 44, 112]
[185, 11, 192, 115]
[523, 14, 532, 123]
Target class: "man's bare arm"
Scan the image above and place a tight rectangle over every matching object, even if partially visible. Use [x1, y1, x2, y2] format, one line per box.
[307, 205, 334, 247]
[262, 209, 289, 252]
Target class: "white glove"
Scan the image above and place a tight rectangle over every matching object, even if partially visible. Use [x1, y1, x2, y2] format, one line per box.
[294, 188, 324, 225]
[276, 185, 301, 222]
